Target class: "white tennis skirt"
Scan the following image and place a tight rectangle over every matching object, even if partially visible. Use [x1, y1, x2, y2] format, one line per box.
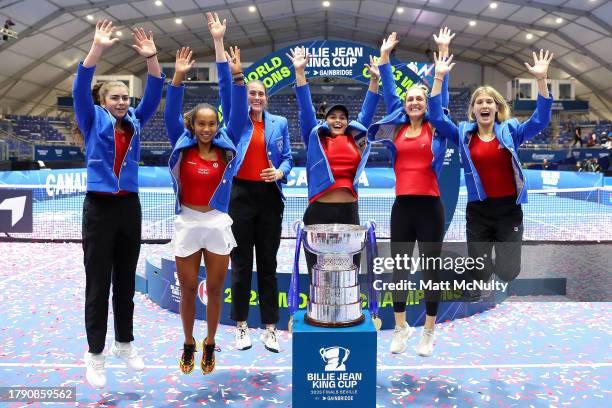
[171, 205, 237, 257]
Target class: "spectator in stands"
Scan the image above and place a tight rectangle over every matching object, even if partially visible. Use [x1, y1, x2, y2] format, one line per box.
[587, 131, 597, 147]
[542, 158, 550, 170]
[571, 126, 583, 147]
[288, 45, 380, 316]
[73, 20, 164, 388]
[164, 45, 247, 375]
[367, 28, 455, 358]
[207, 13, 293, 354]
[429, 49, 553, 304]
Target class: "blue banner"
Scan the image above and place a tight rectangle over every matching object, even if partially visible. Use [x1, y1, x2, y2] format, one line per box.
[513, 100, 589, 112]
[1, 166, 603, 193]
[34, 145, 84, 161]
[243, 40, 432, 98]
[519, 148, 609, 163]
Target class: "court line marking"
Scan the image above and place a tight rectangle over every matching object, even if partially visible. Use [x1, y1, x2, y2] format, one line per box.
[0, 362, 610, 370]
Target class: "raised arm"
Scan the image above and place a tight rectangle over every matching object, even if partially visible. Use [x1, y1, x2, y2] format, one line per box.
[224, 46, 245, 145]
[513, 49, 554, 145]
[357, 57, 382, 128]
[131, 27, 161, 78]
[378, 32, 403, 114]
[226, 46, 248, 144]
[132, 27, 165, 124]
[74, 20, 119, 138]
[433, 27, 455, 110]
[429, 53, 459, 146]
[277, 118, 294, 182]
[164, 47, 195, 147]
[288, 46, 317, 145]
[207, 11, 231, 121]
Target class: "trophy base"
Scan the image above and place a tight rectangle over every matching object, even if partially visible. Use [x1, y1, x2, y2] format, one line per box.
[304, 312, 365, 328]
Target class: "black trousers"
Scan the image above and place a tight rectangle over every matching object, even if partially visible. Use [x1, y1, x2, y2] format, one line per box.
[82, 193, 141, 354]
[229, 179, 284, 324]
[391, 195, 445, 316]
[466, 195, 524, 282]
[303, 201, 361, 281]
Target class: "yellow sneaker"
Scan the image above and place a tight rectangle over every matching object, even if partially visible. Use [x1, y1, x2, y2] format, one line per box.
[179, 338, 197, 374]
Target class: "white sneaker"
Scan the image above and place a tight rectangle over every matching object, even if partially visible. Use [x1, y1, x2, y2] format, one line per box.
[415, 328, 435, 357]
[390, 323, 416, 354]
[110, 341, 145, 371]
[84, 351, 106, 388]
[235, 324, 252, 350]
[260, 327, 280, 353]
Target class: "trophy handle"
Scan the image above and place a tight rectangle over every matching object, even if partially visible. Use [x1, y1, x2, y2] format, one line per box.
[319, 348, 326, 361]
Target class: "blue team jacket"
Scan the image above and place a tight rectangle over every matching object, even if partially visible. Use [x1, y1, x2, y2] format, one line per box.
[165, 81, 247, 214]
[429, 92, 553, 204]
[294, 82, 380, 201]
[73, 62, 165, 193]
[217, 62, 293, 199]
[368, 62, 451, 177]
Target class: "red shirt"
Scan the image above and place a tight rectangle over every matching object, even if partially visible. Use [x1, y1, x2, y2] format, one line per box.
[469, 134, 516, 198]
[94, 125, 133, 195]
[179, 146, 226, 206]
[236, 120, 268, 181]
[393, 123, 440, 196]
[310, 134, 360, 203]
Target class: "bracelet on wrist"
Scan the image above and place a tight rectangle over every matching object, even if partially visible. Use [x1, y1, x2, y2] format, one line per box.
[434, 76, 444, 81]
[146, 53, 158, 59]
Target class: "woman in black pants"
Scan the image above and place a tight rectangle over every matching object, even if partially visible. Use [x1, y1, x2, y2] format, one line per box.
[288, 46, 380, 281]
[368, 29, 455, 357]
[206, 12, 294, 354]
[73, 20, 164, 388]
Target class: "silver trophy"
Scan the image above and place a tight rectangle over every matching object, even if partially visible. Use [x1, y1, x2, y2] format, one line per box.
[303, 224, 368, 327]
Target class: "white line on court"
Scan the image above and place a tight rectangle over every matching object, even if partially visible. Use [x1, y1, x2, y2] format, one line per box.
[1, 362, 610, 370]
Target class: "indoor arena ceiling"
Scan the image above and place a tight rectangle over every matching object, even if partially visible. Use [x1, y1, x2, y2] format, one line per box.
[0, 0, 611, 117]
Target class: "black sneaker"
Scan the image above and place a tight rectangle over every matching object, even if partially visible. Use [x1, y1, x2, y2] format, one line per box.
[201, 338, 220, 375]
[179, 338, 197, 374]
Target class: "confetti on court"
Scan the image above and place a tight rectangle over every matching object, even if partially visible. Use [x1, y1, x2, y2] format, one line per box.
[0, 242, 610, 407]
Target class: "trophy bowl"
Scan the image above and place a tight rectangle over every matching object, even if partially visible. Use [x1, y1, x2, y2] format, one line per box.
[302, 224, 368, 327]
[303, 224, 368, 255]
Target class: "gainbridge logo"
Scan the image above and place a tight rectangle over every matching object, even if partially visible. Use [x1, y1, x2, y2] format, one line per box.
[0, 189, 33, 233]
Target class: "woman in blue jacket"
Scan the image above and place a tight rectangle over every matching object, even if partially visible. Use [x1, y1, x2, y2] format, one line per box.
[165, 46, 247, 375]
[429, 50, 553, 296]
[368, 29, 455, 357]
[287, 46, 380, 287]
[73, 20, 164, 388]
[207, 12, 294, 354]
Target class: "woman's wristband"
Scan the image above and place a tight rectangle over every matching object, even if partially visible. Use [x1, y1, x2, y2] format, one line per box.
[146, 53, 158, 59]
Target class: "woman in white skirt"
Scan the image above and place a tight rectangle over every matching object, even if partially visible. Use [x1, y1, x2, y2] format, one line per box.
[164, 46, 247, 374]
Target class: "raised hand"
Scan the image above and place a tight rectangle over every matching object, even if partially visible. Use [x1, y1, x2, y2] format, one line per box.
[433, 52, 455, 77]
[524, 49, 553, 80]
[92, 20, 119, 49]
[131, 27, 157, 58]
[175, 47, 195, 75]
[206, 11, 226, 40]
[365, 55, 380, 81]
[433, 27, 455, 55]
[286, 46, 310, 71]
[380, 32, 399, 56]
[224, 46, 242, 75]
